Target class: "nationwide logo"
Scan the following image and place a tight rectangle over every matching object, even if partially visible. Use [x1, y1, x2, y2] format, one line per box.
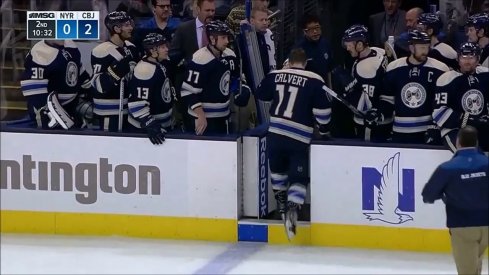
[361, 152, 415, 224]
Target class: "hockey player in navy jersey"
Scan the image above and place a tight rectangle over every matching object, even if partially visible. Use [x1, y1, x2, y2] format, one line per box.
[337, 25, 391, 142]
[181, 20, 250, 136]
[256, 48, 332, 240]
[466, 13, 489, 68]
[417, 13, 458, 69]
[21, 39, 92, 129]
[91, 11, 140, 132]
[378, 30, 449, 144]
[434, 43, 489, 152]
[128, 33, 173, 145]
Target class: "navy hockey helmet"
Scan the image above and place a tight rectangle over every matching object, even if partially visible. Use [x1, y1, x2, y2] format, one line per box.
[342, 24, 369, 45]
[104, 11, 133, 32]
[417, 13, 443, 34]
[465, 13, 489, 35]
[407, 30, 431, 44]
[458, 42, 481, 57]
[142, 33, 168, 51]
[205, 20, 232, 37]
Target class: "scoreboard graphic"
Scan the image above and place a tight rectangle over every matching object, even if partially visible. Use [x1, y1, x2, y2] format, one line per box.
[27, 11, 99, 40]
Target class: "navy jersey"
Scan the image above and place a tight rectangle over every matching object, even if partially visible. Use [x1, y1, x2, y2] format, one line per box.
[128, 58, 173, 129]
[181, 47, 239, 119]
[346, 47, 389, 125]
[380, 57, 449, 134]
[256, 68, 332, 144]
[90, 40, 139, 116]
[295, 35, 334, 82]
[430, 42, 458, 70]
[20, 40, 90, 120]
[433, 66, 489, 137]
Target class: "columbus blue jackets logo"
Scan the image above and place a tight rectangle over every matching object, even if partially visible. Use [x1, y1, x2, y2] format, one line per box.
[65, 61, 78, 87]
[401, 82, 426, 109]
[362, 153, 415, 225]
[161, 78, 172, 104]
[220, 71, 230, 96]
[461, 89, 484, 115]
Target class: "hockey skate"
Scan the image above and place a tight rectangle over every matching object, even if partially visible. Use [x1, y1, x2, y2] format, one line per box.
[284, 202, 299, 241]
[274, 190, 287, 221]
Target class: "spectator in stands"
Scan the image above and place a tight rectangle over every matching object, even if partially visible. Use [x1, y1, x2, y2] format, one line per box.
[133, 0, 181, 56]
[369, 0, 407, 47]
[395, 7, 424, 58]
[226, 0, 276, 35]
[116, 0, 153, 25]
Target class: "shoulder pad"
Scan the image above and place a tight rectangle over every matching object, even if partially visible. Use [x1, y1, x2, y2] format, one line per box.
[436, 70, 461, 86]
[133, 60, 156, 81]
[386, 57, 408, 72]
[124, 40, 136, 47]
[356, 51, 386, 78]
[30, 40, 58, 66]
[63, 40, 78, 49]
[371, 47, 386, 56]
[433, 43, 457, 59]
[425, 57, 450, 72]
[191, 47, 215, 65]
[222, 48, 236, 58]
[476, 66, 489, 73]
[92, 42, 124, 60]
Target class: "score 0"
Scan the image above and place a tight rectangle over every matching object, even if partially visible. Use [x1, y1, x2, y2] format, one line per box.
[55, 11, 99, 40]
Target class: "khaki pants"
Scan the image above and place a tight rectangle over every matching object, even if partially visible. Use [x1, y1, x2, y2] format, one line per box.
[450, 226, 489, 275]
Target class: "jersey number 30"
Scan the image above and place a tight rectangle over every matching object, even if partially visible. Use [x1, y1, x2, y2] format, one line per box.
[274, 84, 298, 119]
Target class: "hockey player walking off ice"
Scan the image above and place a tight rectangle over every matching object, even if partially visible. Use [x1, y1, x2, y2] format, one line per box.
[256, 48, 332, 240]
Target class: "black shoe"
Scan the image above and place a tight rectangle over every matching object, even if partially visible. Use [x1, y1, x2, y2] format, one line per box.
[274, 190, 287, 220]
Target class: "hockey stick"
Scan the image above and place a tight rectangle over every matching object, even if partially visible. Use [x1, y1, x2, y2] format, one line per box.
[118, 80, 124, 132]
[322, 85, 366, 118]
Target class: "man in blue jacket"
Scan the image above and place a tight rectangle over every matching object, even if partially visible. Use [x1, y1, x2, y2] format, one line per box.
[422, 126, 488, 275]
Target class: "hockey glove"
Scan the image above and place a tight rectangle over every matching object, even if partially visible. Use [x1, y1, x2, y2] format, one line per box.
[143, 119, 166, 145]
[108, 56, 132, 82]
[234, 84, 251, 107]
[424, 125, 441, 145]
[364, 109, 384, 128]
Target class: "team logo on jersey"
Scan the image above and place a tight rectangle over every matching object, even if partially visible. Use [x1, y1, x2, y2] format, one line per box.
[161, 78, 172, 104]
[461, 89, 484, 115]
[65, 61, 78, 87]
[409, 67, 420, 77]
[220, 71, 231, 96]
[401, 82, 426, 109]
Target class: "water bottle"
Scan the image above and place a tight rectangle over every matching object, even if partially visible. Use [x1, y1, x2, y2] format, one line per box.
[387, 36, 395, 49]
[430, 4, 437, 13]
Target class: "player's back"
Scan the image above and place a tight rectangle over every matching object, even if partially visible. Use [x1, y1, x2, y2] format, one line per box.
[256, 68, 331, 144]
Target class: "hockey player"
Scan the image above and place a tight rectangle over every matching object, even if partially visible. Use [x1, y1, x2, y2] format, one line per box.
[378, 30, 449, 144]
[20, 39, 92, 129]
[180, 20, 251, 136]
[434, 42, 489, 152]
[128, 33, 173, 145]
[466, 13, 489, 68]
[255, 48, 332, 240]
[337, 24, 391, 142]
[417, 13, 458, 69]
[91, 11, 140, 132]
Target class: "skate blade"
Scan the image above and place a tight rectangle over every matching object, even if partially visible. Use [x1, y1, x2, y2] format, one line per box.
[284, 219, 296, 241]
